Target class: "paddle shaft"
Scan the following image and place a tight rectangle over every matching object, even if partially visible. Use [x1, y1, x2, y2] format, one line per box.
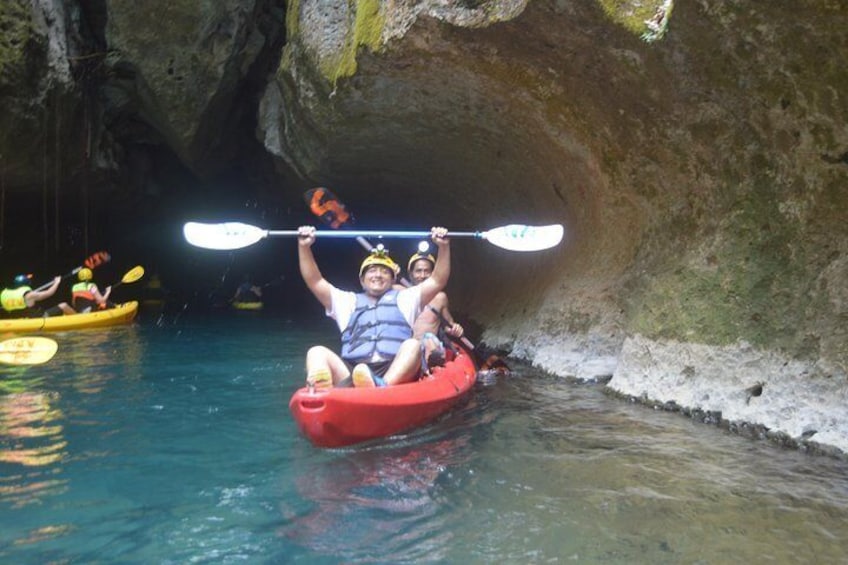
[33, 269, 79, 292]
[184, 221, 563, 252]
[33, 251, 110, 292]
[269, 229, 484, 239]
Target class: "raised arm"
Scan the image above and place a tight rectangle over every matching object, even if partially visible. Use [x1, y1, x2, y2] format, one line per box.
[418, 227, 450, 307]
[297, 225, 333, 310]
[25, 276, 61, 306]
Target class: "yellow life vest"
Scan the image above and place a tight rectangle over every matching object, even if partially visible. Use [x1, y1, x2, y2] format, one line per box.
[1, 286, 31, 312]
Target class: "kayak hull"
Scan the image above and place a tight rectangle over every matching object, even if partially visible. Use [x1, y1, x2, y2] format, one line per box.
[289, 344, 477, 448]
[0, 301, 139, 333]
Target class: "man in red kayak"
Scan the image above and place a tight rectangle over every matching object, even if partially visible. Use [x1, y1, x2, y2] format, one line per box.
[297, 225, 451, 389]
[407, 251, 464, 371]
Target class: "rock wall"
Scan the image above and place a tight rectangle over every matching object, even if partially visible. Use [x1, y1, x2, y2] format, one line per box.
[0, 0, 82, 188]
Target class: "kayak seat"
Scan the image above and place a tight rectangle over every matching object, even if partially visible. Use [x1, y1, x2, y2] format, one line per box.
[352, 363, 387, 388]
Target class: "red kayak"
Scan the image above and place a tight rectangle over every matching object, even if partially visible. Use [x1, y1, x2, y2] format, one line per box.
[289, 343, 478, 448]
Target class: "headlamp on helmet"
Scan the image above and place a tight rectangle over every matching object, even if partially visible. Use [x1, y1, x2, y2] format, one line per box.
[407, 252, 436, 274]
[13, 273, 33, 287]
[359, 246, 399, 278]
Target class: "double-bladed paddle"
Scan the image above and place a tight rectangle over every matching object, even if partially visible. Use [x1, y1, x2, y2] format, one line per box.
[33, 250, 111, 292]
[183, 221, 564, 252]
[0, 337, 58, 365]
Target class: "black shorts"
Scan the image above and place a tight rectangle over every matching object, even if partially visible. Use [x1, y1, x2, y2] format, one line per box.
[73, 298, 98, 313]
[344, 360, 392, 378]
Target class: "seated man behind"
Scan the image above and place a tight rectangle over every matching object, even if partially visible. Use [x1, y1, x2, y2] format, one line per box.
[407, 251, 464, 371]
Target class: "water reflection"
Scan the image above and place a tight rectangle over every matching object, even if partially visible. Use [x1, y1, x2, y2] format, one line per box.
[0, 390, 68, 507]
[61, 326, 145, 394]
[280, 431, 474, 562]
[0, 327, 145, 514]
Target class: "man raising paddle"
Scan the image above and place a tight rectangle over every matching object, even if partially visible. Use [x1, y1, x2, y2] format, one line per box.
[297, 225, 451, 389]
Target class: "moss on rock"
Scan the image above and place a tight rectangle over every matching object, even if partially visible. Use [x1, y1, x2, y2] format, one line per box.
[0, 0, 44, 95]
[324, 0, 385, 83]
[596, 0, 673, 41]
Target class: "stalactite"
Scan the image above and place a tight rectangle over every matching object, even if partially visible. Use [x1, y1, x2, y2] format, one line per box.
[54, 89, 61, 253]
[83, 89, 91, 255]
[43, 103, 49, 261]
[1, 153, 5, 252]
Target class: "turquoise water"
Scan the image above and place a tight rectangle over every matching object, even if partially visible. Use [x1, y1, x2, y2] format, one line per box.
[2, 312, 848, 563]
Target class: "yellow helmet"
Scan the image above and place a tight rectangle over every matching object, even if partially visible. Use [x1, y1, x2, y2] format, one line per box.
[407, 252, 435, 273]
[78, 267, 93, 281]
[359, 250, 399, 278]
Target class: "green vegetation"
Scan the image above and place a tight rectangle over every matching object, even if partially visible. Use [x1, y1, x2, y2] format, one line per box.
[628, 179, 812, 352]
[284, 0, 385, 85]
[331, 0, 384, 82]
[597, 0, 673, 42]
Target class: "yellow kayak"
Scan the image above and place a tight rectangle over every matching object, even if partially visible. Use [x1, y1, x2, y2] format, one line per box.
[232, 301, 263, 311]
[0, 301, 138, 333]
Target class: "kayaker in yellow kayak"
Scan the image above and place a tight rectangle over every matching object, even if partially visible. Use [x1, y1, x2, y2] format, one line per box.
[71, 268, 113, 312]
[1, 274, 65, 317]
[297, 225, 451, 389]
[46, 268, 113, 316]
[232, 275, 263, 303]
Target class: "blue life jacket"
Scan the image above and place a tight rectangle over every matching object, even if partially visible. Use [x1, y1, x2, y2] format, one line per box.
[340, 290, 412, 363]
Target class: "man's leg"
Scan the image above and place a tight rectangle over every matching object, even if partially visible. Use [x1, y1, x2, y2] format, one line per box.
[305, 346, 349, 388]
[383, 339, 422, 385]
[43, 303, 75, 317]
[420, 332, 446, 371]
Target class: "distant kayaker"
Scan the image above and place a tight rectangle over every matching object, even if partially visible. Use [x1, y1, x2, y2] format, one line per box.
[0, 274, 64, 317]
[407, 251, 464, 371]
[232, 275, 263, 303]
[297, 225, 451, 389]
[47, 268, 112, 315]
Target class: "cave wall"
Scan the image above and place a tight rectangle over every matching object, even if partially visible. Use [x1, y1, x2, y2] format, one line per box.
[264, 0, 848, 378]
[0, 0, 83, 189]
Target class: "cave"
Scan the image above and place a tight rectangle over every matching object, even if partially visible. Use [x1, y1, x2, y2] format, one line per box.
[2, 0, 847, 451]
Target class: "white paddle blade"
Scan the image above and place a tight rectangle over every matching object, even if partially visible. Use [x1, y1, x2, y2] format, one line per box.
[0, 337, 58, 365]
[183, 222, 268, 250]
[483, 224, 564, 251]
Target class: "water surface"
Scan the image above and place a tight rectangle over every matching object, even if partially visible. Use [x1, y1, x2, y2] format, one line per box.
[1, 313, 847, 563]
